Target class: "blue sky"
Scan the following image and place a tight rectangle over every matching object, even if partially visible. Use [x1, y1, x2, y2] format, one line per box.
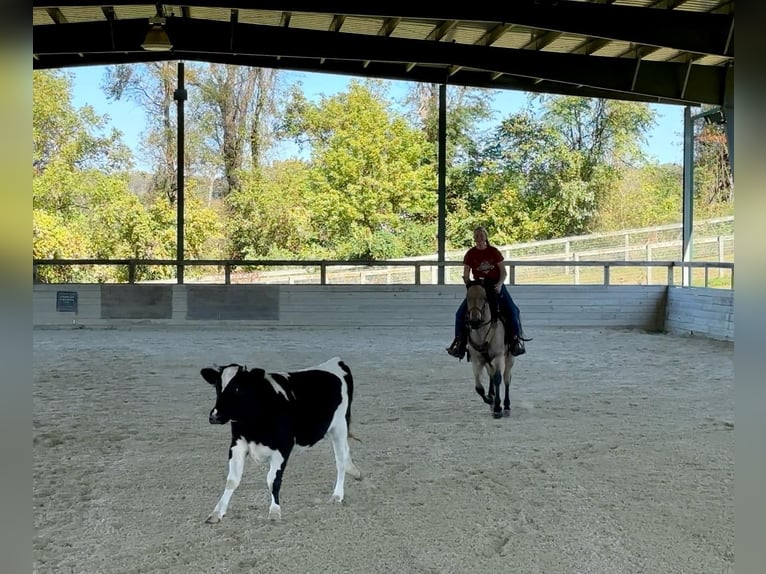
[68, 65, 686, 169]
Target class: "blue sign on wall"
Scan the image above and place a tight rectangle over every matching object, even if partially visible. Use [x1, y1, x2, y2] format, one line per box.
[56, 291, 78, 313]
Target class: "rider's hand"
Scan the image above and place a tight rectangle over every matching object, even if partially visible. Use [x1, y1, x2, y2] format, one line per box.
[494, 283, 501, 293]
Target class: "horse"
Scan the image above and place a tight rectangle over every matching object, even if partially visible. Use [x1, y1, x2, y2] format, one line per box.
[464, 281, 514, 418]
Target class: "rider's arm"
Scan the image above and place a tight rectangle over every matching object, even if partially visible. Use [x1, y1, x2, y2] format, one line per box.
[495, 261, 507, 292]
[463, 264, 471, 285]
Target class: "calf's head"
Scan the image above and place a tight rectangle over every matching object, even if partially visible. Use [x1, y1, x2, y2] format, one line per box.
[200, 364, 265, 425]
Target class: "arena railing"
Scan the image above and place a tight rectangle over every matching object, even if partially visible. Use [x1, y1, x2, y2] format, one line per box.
[32, 259, 734, 290]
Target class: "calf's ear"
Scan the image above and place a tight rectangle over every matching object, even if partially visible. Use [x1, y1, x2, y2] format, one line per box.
[200, 367, 220, 385]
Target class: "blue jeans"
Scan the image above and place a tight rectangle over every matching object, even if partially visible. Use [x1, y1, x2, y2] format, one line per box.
[454, 284, 521, 338]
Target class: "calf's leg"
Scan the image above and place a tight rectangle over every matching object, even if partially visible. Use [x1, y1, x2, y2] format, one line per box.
[328, 421, 360, 502]
[206, 441, 247, 524]
[265, 451, 287, 520]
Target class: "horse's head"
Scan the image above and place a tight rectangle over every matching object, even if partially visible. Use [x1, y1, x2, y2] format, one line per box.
[466, 284, 490, 328]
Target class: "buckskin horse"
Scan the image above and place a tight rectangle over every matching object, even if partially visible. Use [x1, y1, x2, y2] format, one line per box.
[465, 281, 514, 418]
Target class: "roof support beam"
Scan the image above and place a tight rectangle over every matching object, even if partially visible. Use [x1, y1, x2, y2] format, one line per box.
[33, 18, 728, 105]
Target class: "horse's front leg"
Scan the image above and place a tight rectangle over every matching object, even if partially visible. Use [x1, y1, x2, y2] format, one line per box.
[472, 360, 492, 405]
[489, 357, 506, 419]
[490, 369, 503, 418]
[503, 355, 513, 417]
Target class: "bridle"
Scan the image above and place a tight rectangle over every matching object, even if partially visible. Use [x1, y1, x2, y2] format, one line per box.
[466, 287, 499, 355]
[466, 300, 491, 330]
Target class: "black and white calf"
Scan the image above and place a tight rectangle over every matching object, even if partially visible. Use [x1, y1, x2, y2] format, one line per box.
[201, 356, 362, 522]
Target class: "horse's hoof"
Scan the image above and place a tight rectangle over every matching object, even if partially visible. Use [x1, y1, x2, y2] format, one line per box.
[492, 411, 503, 419]
[503, 408, 511, 417]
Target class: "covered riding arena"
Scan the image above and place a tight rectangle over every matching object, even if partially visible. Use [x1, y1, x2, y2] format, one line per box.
[33, 2, 735, 572]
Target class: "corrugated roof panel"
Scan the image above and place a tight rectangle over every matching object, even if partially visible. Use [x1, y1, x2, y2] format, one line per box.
[33, 8, 56, 25]
[112, 5, 156, 20]
[342, 16, 386, 36]
[289, 12, 335, 32]
[452, 23, 492, 45]
[591, 40, 632, 57]
[390, 21, 435, 41]
[490, 29, 535, 50]
[643, 47, 682, 61]
[189, 7, 231, 23]
[613, 0, 654, 8]
[542, 35, 586, 53]
[59, 6, 105, 24]
[676, 0, 729, 12]
[238, 9, 282, 27]
[693, 54, 731, 66]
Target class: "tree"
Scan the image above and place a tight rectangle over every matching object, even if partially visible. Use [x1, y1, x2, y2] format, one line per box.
[449, 95, 658, 244]
[191, 65, 280, 197]
[535, 95, 655, 175]
[404, 83, 494, 164]
[224, 161, 316, 260]
[33, 70, 130, 173]
[103, 62, 187, 203]
[281, 81, 436, 259]
[595, 164, 683, 230]
[33, 69, 222, 281]
[694, 116, 733, 213]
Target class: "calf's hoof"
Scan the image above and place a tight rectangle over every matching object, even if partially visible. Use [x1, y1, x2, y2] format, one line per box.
[268, 505, 282, 520]
[492, 410, 503, 419]
[205, 513, 222, 524]
[346, 463, 362, 480]
[330, 493, 344, 503]
[503, 408, 511, 417]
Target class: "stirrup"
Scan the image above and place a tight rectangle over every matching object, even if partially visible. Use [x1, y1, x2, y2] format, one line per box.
[511, 337, 526, 357]
[446, 338, 465, 358]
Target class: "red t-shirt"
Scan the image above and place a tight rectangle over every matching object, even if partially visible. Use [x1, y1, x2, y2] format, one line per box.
[463, 246, 504, 282]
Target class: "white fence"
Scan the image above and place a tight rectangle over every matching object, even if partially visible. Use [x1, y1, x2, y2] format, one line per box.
[227, 217, 734, 287]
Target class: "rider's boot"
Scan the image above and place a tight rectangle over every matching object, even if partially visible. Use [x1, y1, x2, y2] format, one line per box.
[511, 336, 526, 356]
[446, 335, 467, 359]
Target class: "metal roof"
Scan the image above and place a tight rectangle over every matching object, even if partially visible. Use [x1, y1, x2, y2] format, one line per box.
[32, 1, 734, 106]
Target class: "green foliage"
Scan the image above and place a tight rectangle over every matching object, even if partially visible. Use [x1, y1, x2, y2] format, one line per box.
[282, 81, 436, 259]
[34, 66, 733, 279]
[33, 70, 131, 172]
[594, 164, 682, 230]
[225, 161, 316, 259]
[535, 95, 656, 170]
[693, 119, 733, 208]
[447, 96, 658, 246]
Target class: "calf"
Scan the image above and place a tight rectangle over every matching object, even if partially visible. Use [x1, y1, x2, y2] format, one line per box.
[201, 356, 362, 522]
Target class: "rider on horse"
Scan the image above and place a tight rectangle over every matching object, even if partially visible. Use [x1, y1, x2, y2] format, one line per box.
[446, 226, 528, 360]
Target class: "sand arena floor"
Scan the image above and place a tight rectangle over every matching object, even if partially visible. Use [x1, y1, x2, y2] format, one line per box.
[33, 325, 734, 574]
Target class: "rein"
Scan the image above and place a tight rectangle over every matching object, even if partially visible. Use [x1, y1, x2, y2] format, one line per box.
[466, 302, 498, 355]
